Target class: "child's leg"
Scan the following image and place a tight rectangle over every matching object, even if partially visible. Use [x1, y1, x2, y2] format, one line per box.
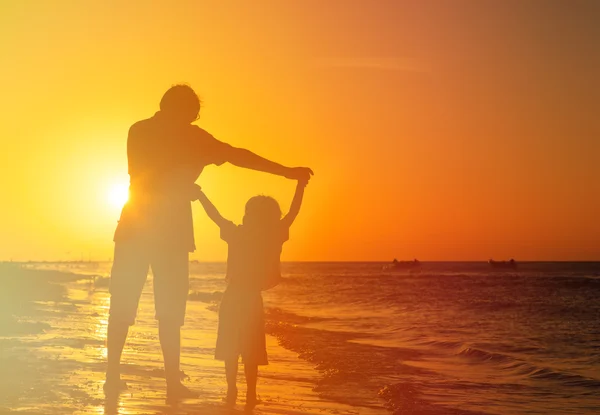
[244, 362, 258, 406]
[224, 357, 239, 403]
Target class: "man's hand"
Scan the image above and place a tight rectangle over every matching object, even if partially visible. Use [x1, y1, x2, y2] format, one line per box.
[189, 184, 203, 201]
[285, 167, 314, 182]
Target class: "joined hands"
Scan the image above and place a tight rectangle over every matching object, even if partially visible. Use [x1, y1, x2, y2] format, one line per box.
[191, 166, 312, 201]
[285, 167, 313, 183]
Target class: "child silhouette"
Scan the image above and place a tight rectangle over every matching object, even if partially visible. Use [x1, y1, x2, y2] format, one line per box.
[192, 179, 308, 409]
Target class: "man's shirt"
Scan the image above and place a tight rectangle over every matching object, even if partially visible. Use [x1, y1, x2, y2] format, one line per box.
[114, 111, 234, 252]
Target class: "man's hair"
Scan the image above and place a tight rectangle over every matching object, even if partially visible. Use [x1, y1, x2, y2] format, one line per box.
[159, 84, 201, 122]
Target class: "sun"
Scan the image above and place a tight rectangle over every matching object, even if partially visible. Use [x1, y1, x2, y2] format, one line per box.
[107, 182, 129, 208]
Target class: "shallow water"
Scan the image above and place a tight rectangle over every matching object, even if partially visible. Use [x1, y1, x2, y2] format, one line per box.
[1, 261, 599, 414]
[0, 263, 384, 415]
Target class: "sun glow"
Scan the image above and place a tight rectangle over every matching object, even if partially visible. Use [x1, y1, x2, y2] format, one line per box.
[107, 183, 129, 209]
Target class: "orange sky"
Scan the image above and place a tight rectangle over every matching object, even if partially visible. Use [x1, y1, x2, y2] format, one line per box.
[1, 1, 599, 261]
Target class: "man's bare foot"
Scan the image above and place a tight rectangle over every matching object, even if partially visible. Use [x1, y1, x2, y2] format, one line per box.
[223, 387, 238, 407]
[103, 378, 128, 396]
[166, 381, 199, 400]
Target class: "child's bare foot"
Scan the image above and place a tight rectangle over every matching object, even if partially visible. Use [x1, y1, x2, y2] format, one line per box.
[166, 381, 199, 400]
[223, 387, 238, 407]
[244, 393, 261, 412]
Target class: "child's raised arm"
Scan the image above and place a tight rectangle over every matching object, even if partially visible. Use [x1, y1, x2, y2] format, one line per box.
[191, 185, 230, 228]
[281, 179, 307, 228]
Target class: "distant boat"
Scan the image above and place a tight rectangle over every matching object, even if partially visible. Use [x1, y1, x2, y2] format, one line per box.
[384, 259, 421, 270]
[489, 259, 517, 269]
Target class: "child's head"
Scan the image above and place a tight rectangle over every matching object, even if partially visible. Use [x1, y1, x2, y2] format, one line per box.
[243, 195, 282, 229]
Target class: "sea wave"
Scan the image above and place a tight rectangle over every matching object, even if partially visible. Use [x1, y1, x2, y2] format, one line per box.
[457, 346, 515, 363]
[263, 303, 600, 414]
[188, 290, 223, 303]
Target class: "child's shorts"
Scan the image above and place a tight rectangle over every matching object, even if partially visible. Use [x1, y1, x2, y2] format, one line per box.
[215, 287, 268, 365]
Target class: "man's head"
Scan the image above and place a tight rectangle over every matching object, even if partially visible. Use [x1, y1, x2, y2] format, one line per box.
[159, 84, 201, 123]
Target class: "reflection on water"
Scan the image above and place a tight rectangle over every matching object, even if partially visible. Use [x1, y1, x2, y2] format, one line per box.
[3, 261, 598, 415]
[265, 262, 600, 415]
[0, 263, 382, 415]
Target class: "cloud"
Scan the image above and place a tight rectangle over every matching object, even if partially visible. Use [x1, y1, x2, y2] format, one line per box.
[314, 57, 430, 73]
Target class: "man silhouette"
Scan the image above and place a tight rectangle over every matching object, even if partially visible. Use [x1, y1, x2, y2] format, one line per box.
[104, 85, 312, 398]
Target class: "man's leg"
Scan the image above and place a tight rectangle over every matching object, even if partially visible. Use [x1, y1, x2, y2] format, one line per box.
[106, 321, 130, 384]
[105, 241, 149, 393]
[158, 321, 181, 384]
[152, 248, 197, 398]
[159, 322, 198, 398]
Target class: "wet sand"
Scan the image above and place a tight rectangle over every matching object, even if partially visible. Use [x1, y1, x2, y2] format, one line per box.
[0, 264, 386, 415]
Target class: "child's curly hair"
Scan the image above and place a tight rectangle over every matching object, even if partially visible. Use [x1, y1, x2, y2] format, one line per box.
[243, 195, 282, 228]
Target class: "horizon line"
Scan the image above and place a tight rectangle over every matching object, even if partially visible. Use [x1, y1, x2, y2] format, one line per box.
[3, 259, 600, 264]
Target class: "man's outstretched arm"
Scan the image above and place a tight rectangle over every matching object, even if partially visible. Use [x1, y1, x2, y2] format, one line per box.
[226, 147, 313, 182]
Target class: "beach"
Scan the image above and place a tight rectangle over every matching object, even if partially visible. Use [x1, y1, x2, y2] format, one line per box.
[0, 263, 385, 415]
[1, 262, 599, 415]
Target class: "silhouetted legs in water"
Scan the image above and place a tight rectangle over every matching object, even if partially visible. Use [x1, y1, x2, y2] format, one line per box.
[105, 321, 197, 399]
[159, 323, 183, 388]
[224, 359, 238, 405]
[225, 358, 259, 410]
[245, 363, 259, 408]
[105, 322, 129, 392]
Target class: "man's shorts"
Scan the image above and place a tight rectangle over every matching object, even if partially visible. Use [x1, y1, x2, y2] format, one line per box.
[108, 240, 189, 326]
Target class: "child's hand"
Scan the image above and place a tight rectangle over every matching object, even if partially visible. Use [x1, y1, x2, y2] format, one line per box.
[298, 177, 309, 188]
[189, 184, 203, 201]
[286, 167, 313, 182]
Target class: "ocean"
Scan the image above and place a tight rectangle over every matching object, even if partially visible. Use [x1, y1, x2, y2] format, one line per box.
[1, 261, 599, 414]
[263, 262, 600, 414]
